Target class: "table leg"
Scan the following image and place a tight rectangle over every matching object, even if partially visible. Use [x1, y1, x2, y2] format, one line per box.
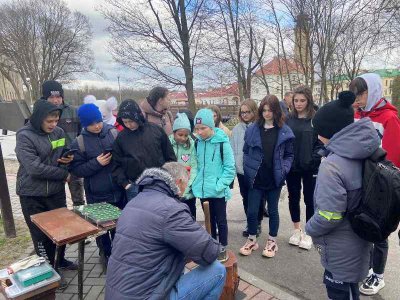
[53, 246, 61, 273]
[78, 240, 85, 300]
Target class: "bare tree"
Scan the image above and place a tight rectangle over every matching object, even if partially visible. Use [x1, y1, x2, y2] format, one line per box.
[205, 0, 266, 101]
[0, 0, 93, 100]
[101, 0, 207, 113]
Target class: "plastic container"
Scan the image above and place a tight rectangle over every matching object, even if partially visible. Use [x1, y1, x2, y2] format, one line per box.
[0, 261, 60, 299]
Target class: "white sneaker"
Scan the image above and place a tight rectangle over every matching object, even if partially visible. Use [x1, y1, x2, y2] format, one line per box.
[359, 274, 385, 295]
[289, 229, 302, 246]
[298, 233, 312, 250]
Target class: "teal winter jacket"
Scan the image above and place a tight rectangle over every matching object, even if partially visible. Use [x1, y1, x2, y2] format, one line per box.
[192, 128, 235, 200]
[168, 135, 197, 199]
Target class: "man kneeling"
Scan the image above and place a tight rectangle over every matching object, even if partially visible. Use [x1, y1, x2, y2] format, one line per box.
[105, 162, 226, 300]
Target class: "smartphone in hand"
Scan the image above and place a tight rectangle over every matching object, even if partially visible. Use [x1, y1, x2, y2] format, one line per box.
[61, 149, 78, 158]
[102, 149, 113, 156]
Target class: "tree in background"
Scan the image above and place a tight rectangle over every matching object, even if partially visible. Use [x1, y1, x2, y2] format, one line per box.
[101, 0, 208, 113]
[0, 0, 93, 100]
[392, 75, 400, 115]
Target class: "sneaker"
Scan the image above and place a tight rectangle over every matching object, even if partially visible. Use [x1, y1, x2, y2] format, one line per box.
[289, 229, 303, 246]
[299, 233, 312, 250]
[359, 274, 385, 295]
[57, 274, 68, 290]
[218, 248, 229, 262]
[59, 259, 78, 271]
[262, 239, 278, 258]
[239, 239, 259, 256]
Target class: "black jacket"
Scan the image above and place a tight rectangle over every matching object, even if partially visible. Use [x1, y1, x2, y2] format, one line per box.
[69, 124, 125, 204]
[286, 116, 323, 173]
[112, 122, 176, 187]
[16, 100, 68, 197]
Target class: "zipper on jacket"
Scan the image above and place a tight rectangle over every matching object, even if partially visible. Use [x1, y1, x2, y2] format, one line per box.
[202, 142, 207, 198]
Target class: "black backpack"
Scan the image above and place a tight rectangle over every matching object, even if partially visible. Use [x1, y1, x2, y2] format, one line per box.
[348, 148, 400, 243]
[194, 139, 234, 189]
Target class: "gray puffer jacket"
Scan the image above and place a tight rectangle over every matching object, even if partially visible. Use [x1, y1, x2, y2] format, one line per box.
[306, 117, 380, 283]
[230, 122, 251, 175]
[16, 100, 69, 197]
[105, 168, 220, 300]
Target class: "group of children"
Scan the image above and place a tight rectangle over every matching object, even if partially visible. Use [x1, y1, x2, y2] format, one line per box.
[17, 72, 400, 299]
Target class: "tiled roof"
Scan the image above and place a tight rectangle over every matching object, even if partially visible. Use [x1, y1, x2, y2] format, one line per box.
[254, 57, 303, 76]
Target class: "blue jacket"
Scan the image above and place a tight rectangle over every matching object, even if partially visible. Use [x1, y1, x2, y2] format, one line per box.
[243, 123, 294, 189]
[69, 124, 125, 204]
[192, 128, 236, 200]
[306, 118, 380, 283]
[105, 168, 220, 300]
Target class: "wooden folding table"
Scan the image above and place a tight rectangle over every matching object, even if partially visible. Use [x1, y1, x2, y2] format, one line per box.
[31, 207, 114, 300]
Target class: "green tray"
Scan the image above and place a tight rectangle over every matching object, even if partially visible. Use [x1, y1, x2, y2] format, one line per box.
[74, 203, 121, 226]
[14, 262, 54, 287]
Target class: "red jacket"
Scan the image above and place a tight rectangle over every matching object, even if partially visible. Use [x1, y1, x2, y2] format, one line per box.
[355, 99, 400, 167]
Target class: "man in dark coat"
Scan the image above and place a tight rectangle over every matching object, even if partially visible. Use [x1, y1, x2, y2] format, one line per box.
[42, 80, 85, 206]
[105, 162, 226, 300]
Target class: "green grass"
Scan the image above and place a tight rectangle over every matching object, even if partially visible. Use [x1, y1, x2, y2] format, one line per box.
[0, 216, 32, 268]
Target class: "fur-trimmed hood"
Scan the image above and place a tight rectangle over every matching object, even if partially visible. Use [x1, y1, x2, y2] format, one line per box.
[136, 168, 180, 198]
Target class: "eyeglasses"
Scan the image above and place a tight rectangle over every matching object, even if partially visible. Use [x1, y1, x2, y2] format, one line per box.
[240, 111, 252, 115]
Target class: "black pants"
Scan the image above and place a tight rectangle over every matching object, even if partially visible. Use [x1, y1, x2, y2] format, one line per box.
[20, 190, 67, 265]
[201, 198, 228, 246]
[324, 270, 360, 300]
[183, 198, 197, 220]
[286, 171, 316, 223]
[237, 174, 263, 223]
[370, 239, 388, 274]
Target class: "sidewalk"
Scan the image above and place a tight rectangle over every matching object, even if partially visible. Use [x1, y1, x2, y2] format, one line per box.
[1, 159, 297, 300]
[56, 243, 291, 300]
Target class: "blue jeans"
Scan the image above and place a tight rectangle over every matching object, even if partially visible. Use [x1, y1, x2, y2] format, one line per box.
[125, 183, 139, 202]
[247, 187, 282, 236]
[169, 261, 226, 300]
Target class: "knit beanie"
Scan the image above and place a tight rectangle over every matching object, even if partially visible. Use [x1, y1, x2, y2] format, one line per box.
[42, 80, 64, 99]
[173, 113, 191, 132]
[312, 91, 356, 139]
[117, 99, 146, 127]
[194, 108, 215, 129]
[78, 103, 103, 128]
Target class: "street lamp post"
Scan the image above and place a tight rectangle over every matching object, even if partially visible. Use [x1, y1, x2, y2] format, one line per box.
[117, 76, 122, 102]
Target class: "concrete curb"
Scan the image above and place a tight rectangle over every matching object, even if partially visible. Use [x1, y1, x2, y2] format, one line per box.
[238, 267, 302, 300]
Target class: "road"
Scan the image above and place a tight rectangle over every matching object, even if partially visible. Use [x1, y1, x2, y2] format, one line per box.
[198, 184, 400, 300]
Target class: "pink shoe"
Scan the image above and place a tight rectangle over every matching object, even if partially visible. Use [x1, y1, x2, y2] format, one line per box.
[262, 239, 278, 258]
[239, 239, 259, 256]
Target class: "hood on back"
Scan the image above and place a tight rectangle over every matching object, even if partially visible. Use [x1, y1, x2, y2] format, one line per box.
[359, 73, 383, 112]
[141, 99, 163, 117]
[326, 118, 380, 160]
[136, 168, 180, 197]
[30, 100, 62, 132]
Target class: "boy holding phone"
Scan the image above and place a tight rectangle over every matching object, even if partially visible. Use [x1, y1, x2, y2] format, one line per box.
[69, 103, 126, 271]
[16, 100, 77, 270]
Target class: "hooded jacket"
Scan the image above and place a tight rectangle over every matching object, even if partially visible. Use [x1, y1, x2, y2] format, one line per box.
[192, 128, 236, 200]
[69, 124, 125, 204]
[112, 101, 176, 188]
[230, 122, 252, 175]
[305, 118, 380, 283]
[15, 100, 69, 197]
[354, 73, 400, 167]
[286, 116, 323, 173]
[168, 135, 197, 199]
[243, 123, 295, 189]
[140, 99, 174, 135]
[105, 168, 220, 300]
